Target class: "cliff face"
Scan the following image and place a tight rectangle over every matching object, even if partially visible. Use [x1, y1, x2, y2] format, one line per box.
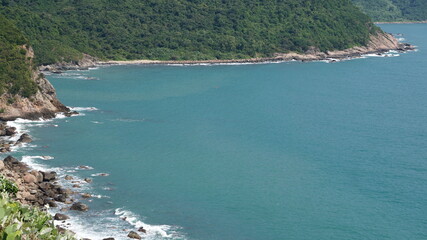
[0, 47, 69, 121]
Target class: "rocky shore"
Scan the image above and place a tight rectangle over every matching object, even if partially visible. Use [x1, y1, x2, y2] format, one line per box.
[0, 121, 146, 240]
[0, 47, 73, 121]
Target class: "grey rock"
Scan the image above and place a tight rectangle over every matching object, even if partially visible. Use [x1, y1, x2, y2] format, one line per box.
[5, 127, 16, 136]
[127, 231, 141, 239]
[54, 213, 70, 220]
[42, 171, 57, 181]
[17, 133, 32, 143]
[64, 175, 73, 180]
[70, 202, 89, 211]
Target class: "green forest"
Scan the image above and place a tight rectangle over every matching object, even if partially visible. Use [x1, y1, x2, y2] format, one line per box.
[0, 15, 37, 97]
[352, 0, 427, 21]
[1, 0, 377, 65]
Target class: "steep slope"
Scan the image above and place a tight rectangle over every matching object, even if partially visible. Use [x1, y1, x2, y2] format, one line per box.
[1, 0, 378, 64]
[352, 0, 427, 21]
[0, 15, 69, 120]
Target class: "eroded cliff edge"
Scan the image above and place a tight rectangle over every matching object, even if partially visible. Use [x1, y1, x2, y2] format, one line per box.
[0, 46, 70, 121]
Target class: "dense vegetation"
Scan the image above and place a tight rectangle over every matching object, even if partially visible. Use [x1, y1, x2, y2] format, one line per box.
[0, 15, 37, 97]
[352, 0, 427, 21]
[1, 0, 377, 65]
[0, 176, 74, 239]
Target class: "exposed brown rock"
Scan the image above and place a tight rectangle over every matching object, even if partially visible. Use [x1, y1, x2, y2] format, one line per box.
[127, 231, 141, 239]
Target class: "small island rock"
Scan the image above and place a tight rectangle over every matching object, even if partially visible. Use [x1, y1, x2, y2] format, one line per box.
[127, 231, 141, 239]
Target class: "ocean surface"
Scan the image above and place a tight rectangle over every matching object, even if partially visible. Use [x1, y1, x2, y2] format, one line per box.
[7, 24, 427, 240]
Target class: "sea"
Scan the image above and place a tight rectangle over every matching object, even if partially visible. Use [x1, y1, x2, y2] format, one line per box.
[4, 24, 427, 240]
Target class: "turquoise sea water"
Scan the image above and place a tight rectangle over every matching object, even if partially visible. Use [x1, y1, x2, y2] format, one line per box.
[9, 24, 427, 240]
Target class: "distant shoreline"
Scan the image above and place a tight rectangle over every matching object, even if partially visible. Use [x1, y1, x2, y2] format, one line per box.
[375, 21, 427, 24]
[40, 32, 415, 72]
[98, 33, 414, 66]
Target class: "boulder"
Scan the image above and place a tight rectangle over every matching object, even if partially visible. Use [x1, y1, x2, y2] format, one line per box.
[47, 200, 58, 207]
[45, 190, 57, 198]
[84, 178, 93, 183]
[103, 238, 115, 240]
[58, 188, 73, 196]
[81, 193, 92, 199]
[5, 127, 16, 136]
[3, 155, 19, 166]
[54, 213, 70, 220]
[23, 173, 37, 184]
[42, 171, 57, 181]
[64, 175, 73, 180]
[127, 231, 141, 239]
[0, 160, 4, 170]
[17, 133, 32, 143]
[70, 202, 89, 211]
[137, 227, 146, 233]
[39, 182, 54, 191]
[30, 170, 44, 183]
[54, 194, 67, 203]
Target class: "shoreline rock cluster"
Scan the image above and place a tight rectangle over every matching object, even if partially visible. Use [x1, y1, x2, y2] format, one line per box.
[1, 120, 146, 240]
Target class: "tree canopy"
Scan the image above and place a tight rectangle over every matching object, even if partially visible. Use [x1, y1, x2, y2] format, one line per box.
[1, 0, 377, 65]
[0, 14, 36, 97]
[352, 0, 427, 21]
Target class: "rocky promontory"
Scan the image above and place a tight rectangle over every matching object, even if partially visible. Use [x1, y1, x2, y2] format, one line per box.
[0, 47, 71, 121]
[103, 31, 414, 66]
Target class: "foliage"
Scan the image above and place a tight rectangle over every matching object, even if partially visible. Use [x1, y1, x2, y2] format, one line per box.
[0, 0, 377, 65]
[0, 14, 37, 97]
[0, 176, 18, 197]
[0, 193, 75, 240]
[352, 0, 427, 21]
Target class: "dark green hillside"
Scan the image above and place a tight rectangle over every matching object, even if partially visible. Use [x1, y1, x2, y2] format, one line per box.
[1, 0, 377, 64]
[0, 14, 37, 97]
[352, 0, 427, 21]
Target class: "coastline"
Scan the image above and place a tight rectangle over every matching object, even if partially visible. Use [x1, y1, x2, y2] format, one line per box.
[0, 117, 148, 240]
[375, 21, 427, 24]
[1, 29, 417, 239]
[40, 32, 415, 72]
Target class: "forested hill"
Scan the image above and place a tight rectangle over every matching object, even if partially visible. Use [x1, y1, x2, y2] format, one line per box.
[1, 0, 377, 65]
[352, 0, 427, 22]
[0, 15, 36, 98]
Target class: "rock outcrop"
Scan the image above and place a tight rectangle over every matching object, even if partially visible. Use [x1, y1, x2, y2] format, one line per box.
[0, 47, 70, 121]
[274, 31, 413, 61]
[39, 54, 99, 72]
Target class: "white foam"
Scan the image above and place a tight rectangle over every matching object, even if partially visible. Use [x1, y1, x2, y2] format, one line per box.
[91, 173, 110, 177]
[76, 165, 94, 170]
[115, 208, 181, 239]
[69, 107, 99, 112]
[24, 155, 54, 161]
[21, 156, 61, 172]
